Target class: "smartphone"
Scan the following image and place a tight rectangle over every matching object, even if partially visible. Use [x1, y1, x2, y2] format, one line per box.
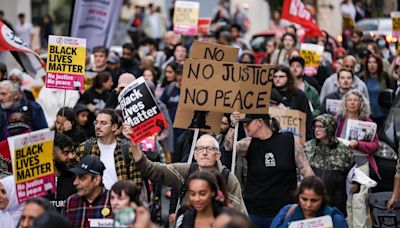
[114, 207, 136, 227]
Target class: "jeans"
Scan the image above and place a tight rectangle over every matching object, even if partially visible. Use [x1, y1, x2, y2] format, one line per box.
[249, 213, 274, 228]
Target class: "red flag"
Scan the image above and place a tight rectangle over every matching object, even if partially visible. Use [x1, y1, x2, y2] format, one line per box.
[281, 0, 322, 37]
[0, 21, 46, 79]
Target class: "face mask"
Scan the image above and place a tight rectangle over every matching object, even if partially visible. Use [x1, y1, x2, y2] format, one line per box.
[377, 39, 386, 48]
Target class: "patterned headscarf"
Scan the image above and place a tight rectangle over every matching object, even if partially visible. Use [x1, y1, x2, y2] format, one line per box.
[312, 114, 339, 146]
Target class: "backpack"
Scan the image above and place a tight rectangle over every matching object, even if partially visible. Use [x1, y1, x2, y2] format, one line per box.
[83, 137, 131, 177]
[178, 164, 230, 202]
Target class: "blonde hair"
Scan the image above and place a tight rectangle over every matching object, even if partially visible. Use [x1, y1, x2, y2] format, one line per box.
[338, 89, 371, 119]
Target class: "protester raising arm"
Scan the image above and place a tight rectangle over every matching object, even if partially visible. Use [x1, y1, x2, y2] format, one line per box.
[224, 111, 251, 156]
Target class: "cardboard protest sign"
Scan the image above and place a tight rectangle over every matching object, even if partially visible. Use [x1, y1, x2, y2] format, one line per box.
[269, 107, 307, 144]
[179, 58, 274, 114]
[174, 41, 239, 133]
[8, 130, 55, 203]
[300, 43, 324, 76]
[173, 1, 200, 36]
[288, 215, 333, 228]
[119, 77, 168, 144]
[190, 40, 240, 61]
[392, 12, 400, 38]
[45, 35, 86, 91]
[198, 18, 211, 36]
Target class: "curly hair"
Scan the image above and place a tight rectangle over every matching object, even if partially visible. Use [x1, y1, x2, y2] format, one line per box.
[338, 89, 371, 119]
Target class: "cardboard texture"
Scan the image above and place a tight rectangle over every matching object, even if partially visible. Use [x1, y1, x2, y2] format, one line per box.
[179, 58, 274, 113]
[269, 107, 307, 144]
[173, 41, 239, 133]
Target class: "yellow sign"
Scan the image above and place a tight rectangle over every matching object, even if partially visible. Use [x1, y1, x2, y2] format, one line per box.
[173, 1, 200, 36]
[8, 130, 55, 203]
[300, 43, 324, 76]
[46, 35, 86, 91]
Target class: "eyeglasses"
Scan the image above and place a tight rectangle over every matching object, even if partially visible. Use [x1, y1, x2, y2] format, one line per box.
[273, 75, 287, 79]
[195, 146, 218, 153]
[93, 120, 111, 126]
[313, 125, 325, 130]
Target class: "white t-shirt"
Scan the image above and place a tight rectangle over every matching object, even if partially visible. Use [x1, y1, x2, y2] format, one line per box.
[98, 140, 118, 189]
[15, 22, 33, 46]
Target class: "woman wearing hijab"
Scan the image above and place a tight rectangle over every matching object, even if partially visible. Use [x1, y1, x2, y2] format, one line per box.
[0, 175, 25, 227]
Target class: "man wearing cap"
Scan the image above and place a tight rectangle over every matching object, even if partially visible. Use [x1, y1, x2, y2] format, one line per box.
[62, 155, 112, 228]
[130, 134, 247, 216]
[289, 56, 321, 118]
[107, 54, 122, 88]
[0, 80, 47, 140]
[225, 112, 314, 227]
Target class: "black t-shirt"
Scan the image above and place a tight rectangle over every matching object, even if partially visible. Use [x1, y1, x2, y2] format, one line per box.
[244, 132, 297, 217]
[45, 171, 76, 211]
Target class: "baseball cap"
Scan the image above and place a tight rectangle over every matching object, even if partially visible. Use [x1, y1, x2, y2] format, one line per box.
[107, 55, 120, 64]
[69, 155, 105, 176]
[240, 114, 271, 123]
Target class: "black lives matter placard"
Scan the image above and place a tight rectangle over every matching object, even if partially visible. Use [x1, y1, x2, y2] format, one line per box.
[118, 77, 168, 144]
[179, 58, 274, 114]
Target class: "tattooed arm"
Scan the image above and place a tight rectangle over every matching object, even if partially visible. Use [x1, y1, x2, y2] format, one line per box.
[224, 112, 251, 157]
[294, 140, 314, 177]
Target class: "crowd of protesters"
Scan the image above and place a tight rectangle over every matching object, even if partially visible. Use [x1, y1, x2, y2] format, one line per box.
[1, 1, 400, 228]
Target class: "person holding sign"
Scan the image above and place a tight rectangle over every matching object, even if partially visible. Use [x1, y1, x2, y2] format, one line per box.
[270, 176, 347, 228]
[320, 55, 369, 104]
[130, 134, 247, 214]
[321, 69, 354, 115]
[75, 109, 143, 191]
[225, 113, 314, 228]
[271, 65, 313, 140]
[303, 114, 353, 214]
[336, 89, 379, 228]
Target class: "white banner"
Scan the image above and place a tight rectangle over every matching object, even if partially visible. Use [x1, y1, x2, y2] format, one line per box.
[70, 0, 122, 53]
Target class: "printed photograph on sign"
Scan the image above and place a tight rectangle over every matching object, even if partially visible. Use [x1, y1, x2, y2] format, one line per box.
[7, 130, 55, 203]
[45, 35, 86, 91]
[344, 119, 377, 142]
[118, 77, 168, 144]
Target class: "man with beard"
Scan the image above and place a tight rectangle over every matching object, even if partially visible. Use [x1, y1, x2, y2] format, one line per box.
[120, 43, 141, 76]
[45, 133, 77, 211]
[0, 80, 47, 140]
